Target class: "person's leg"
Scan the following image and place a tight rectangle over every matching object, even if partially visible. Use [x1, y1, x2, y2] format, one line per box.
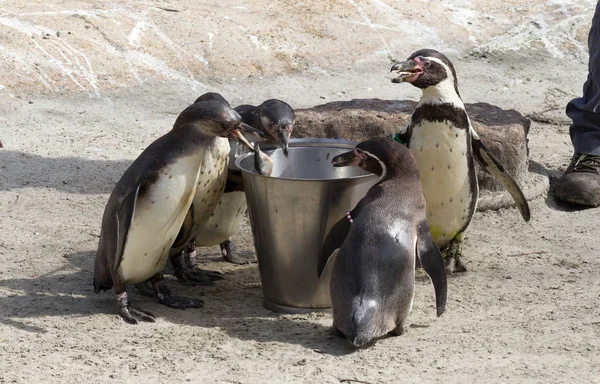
[555, 1, 600, 207]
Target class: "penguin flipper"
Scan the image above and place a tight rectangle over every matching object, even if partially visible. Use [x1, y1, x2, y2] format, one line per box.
[317, 213, 353, 278]
[171, 205, 195, 250]
[113, 181, 142, 272]
[471, 136, 531, 222]
[416, 220, 447, 317]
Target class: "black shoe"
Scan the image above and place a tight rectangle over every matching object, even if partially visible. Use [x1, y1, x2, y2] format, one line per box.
[555, 153, 600, 207]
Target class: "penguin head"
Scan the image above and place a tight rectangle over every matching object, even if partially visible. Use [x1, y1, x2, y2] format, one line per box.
[174, 98, 264, 151]
[258, 99, 296, 158]
[390, 49, 460, 95]
[193, 92, 231, 106]
[332, 137, 417, 181]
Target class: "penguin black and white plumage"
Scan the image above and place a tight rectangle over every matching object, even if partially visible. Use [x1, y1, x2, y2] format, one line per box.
[175, 97, 296, 271]
[390, 49, 531, 274]
[93, 98, 260, 324]
[317, 137, 447, 348]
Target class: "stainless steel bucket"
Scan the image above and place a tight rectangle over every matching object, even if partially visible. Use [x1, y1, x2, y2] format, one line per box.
[235, 139, 378, 313]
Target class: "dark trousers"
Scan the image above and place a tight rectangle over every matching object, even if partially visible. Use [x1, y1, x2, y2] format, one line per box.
[566, 0, 600, 156]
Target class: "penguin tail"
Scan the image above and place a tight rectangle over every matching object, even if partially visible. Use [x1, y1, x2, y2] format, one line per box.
[344, 297, 381, 348]
[93, 248, 113, 293]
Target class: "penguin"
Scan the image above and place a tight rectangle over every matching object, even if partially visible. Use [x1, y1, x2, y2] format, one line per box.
[172, 97, 296, 277]
[163, 92, 244, 285]
[317, 137, 447, 348]
[389, 49, 531, 274]
[93, 98, 261, 324]
[235, 99, 296, 157]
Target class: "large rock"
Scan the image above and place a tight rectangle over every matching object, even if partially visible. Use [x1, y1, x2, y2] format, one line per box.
[293, 98, 535, 199]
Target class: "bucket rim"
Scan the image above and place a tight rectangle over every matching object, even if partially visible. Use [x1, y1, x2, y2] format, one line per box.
[234, 138, 377, 182]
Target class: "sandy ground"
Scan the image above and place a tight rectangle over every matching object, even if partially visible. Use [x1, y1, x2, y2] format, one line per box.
[1, 1, 600, 383]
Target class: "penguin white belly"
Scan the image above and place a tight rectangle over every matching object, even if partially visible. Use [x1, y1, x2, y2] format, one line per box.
[189, 138, 231, 237]
[118, 155, 202, 284]
[194, 191, 247, 246]
[409, 121, 476, 248]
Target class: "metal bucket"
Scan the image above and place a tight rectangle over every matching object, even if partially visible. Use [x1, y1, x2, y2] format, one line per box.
[236, 138, 378, 313]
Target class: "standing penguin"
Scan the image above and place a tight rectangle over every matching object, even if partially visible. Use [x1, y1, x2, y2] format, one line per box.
[317, 137, 447, 348]
[93, 98, 260, 323]
[389, 49, 531, 274]
[172, 97, 296, 277]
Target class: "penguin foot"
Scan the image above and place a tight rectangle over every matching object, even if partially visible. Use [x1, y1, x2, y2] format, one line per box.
[153, 280, 204, 309]
[390, 324, 408, 336]
[221, 239, 257, 264]
[444, 240, 468, 275]
[118, 295, 156, 324]
[444, 255, 467, 275]
[134, 281, 158, 298]
[171, 251, 224, 286]
[157, 293, 204, 309]
[176, 267, 224, 286]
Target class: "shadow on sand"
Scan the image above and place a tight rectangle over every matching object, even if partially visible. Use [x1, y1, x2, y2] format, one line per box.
[0, 250, 355, 356]
[528, 159, 592, 212]
[0, 150, 130, 194]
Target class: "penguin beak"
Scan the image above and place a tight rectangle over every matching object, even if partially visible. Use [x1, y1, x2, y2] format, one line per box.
[240, 122, 265, 138]
[332, 150, 360, 167]
[277, 127, 291, 158]
[230, 123, 262, 152]
[390, 60, 423, 83]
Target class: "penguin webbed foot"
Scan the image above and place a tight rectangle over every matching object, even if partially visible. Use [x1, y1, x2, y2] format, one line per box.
[158, 293, 204, 309]
[134, 280, 158, 298]
[390, 324, 408, 336]
[443, 240, 467, 275]
[171, 249, 224, 286]
[220, 239, 257, 264]
[118, 295, 156, 324]
[154, 282, 204, 309]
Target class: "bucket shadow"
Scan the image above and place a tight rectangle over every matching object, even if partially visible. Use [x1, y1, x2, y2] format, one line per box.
[0, 150, 130, 194]
[0, 250, 354, 356]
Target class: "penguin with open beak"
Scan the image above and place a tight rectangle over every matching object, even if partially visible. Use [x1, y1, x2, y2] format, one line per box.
[389, 49, 530, 274]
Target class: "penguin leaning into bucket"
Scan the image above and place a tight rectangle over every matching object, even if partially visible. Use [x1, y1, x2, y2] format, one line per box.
[170, 95, 296, 279]
[389, 48, 531, 274]
[93, 97, 261, 324]
[317, 137, 447, 348]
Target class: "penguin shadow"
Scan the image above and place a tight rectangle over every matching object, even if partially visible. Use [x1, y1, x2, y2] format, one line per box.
[0, 251, 109, 331]
[527, 159, 590, 212]
[156, 258, 356, 356]
[0, 248, 353, 355]
[0, 150, 130, 194]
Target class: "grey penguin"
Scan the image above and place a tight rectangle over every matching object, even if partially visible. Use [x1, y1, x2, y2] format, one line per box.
[389, 49, 531, 274]
[317, 137, 447, 348]
[93, 97, 261, 324]
[175, 97, 296, 274]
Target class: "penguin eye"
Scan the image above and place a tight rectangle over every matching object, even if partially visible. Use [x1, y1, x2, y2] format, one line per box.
[422, 61, 431, 68]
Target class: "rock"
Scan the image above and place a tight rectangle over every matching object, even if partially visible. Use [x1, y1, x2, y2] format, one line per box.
[293, 99, 531, 192]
